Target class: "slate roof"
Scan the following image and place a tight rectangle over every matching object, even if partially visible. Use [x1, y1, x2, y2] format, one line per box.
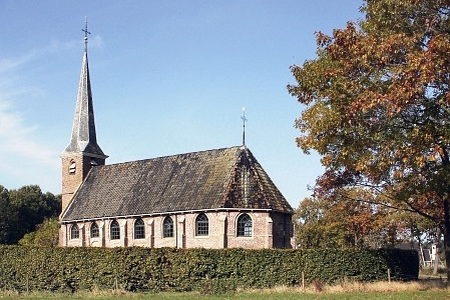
[61, 146, 293, 222]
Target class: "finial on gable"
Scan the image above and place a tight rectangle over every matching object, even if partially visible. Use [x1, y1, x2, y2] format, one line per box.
[241, 107, 247, 146]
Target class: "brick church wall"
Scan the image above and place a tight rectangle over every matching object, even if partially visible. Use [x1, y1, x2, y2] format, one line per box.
[60, 210, 294, 249]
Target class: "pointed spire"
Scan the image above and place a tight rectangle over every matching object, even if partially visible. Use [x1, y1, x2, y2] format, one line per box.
[62, 19, 107, 158]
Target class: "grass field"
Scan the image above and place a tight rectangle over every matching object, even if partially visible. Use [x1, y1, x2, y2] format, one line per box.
[0, 290, 449, 300]
[3, 291, 450, 300]
[1, 280, 449, 300]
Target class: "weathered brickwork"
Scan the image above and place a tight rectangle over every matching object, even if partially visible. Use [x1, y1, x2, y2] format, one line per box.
[61, 155, 84, 213]
[61, 154, 106, 213]
[60, 211, 294, 249]
[271, 212, 295, 248]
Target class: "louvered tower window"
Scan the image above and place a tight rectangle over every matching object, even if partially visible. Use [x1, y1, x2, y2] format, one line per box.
[69, 161, 76, 174]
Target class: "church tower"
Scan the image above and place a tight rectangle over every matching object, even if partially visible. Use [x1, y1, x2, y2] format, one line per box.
[60, 20, 108, 213]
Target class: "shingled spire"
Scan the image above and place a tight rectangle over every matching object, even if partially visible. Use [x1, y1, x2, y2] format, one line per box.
[60, 19, 107, 214]
[63, 20, 106, 157]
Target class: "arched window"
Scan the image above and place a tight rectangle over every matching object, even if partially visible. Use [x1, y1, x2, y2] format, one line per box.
[69, 160, 76, 174]
[134, 218, 145, 239]
[195, 213, 209, 236]
[90, 222, 99, 238]
[110, 220, 120, 240]
[70, 224, 79, 239]
[90, 158, 98, 166]
[163, 216, 174, 238]
[237, 214, 252, 237]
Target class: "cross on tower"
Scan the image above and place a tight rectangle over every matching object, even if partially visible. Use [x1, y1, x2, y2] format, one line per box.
[81, 17, 91, 50]
[241, 107, 247, 146]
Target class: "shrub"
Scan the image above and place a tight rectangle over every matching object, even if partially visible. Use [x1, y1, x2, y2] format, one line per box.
[0, 246, 418, 293]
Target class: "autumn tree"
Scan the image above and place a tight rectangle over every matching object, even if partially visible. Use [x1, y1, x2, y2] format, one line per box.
[294, 190, 412, 249]
[294, 197, 341, 248]
[288, 0, 450, 277]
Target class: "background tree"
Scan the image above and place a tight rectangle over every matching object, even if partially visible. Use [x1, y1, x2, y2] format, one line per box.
[0, 185, 60, 244]
[294, 197, 335, 248]
[0, 185, 17, 244]
[288, 0, 450, 277]
[19, 217, 59, 247]
[294, 189, 416, 249]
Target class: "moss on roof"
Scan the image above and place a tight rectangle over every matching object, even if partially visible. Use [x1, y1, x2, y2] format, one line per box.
[61, 146, 293, 221]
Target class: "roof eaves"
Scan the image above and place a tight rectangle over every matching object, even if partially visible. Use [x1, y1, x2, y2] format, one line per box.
[61, 207, 274, 223]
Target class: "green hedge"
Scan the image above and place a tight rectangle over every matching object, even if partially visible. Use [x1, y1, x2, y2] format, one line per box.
[0, 246, 418, 293]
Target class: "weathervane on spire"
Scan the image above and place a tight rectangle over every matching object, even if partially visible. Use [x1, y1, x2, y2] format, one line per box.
[81, 17, 91, 51]
[241, 107, 247, 146]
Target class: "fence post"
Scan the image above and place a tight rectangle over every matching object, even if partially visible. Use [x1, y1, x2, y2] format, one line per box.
[387, 269, 391, 283]
[302, 271, 305, 289]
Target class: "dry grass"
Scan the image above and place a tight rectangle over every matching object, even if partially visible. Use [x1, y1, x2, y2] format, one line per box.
[0, 280, 448, 299]
[240, 279, 448, 295]
[325, 279, 447, 293]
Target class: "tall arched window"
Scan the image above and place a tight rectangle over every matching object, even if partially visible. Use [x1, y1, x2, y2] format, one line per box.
[163, 216, 174, 238]
[134, 218, 145, 239]
[70, 224, 79, 239]
[110, 220, 120, 240]
[90, 222, 99, 238]
[237, 214, 252, 237]
[195, 213, 209, 236]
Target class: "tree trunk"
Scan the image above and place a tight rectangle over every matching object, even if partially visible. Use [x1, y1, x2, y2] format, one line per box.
[443, 198, 450, 282]
[433, 227, 441, 275]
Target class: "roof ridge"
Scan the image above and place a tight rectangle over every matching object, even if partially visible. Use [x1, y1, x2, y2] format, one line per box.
[103, 145, 242, 167]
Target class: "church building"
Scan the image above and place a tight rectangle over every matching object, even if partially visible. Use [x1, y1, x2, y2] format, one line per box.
[59, 25, 294, 249]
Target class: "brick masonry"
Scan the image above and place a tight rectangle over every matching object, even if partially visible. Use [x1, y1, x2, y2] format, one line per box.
[61, 154, 105, 213]
[60, 211, 295, 249]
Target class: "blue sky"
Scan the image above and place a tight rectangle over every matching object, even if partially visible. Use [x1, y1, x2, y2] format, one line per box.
[0, 0, 363, 208]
